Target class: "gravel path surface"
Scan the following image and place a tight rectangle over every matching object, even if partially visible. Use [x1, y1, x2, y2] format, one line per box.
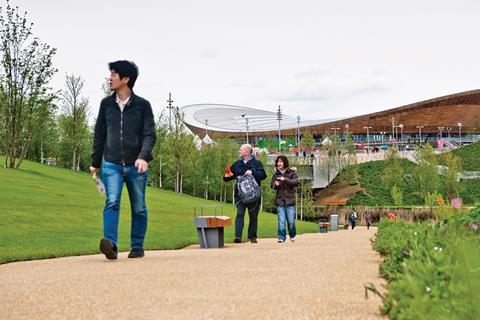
[0, 227, 384, 320]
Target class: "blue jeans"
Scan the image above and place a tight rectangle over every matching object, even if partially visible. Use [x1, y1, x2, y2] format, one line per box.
[235, 200, 260, 239]
[101, 161, 148, 249]
[277, 206, 296, 241]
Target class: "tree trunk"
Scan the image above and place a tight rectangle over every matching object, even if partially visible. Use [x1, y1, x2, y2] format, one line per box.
[16, 138, 32, 169]
[72, 148, 77, 171]
[40, 139, 44, 164]
[180, 174, 183, 194]
[76, 153, 81, 171]
[176, 164, 180, 193]
[158, 156, 162, 188]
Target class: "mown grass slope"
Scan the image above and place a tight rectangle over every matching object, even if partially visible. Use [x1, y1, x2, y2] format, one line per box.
[0, 158, 317, 264]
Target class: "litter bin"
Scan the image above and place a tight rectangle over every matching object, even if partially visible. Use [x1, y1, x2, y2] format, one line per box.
[330, 214, 338, 231]
[319, 220, 330, 233]
[194, 206, 231, 248]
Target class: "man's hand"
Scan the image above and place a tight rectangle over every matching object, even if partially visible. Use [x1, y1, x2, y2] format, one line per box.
[245, 170, 252, 176]
[274, 180, 280, 187]
[277, 176, 285, 181]
[90, 166, 99, 175]
[135, 159, 148, 173]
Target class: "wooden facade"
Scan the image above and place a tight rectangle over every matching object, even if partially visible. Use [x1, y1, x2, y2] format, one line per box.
[184, 89, 480, 138]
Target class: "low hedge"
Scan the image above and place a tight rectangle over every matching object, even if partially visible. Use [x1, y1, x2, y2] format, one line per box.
[370, 207, 480, 319]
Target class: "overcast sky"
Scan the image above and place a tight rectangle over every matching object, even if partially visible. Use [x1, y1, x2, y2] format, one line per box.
[13, 0, 480, 123]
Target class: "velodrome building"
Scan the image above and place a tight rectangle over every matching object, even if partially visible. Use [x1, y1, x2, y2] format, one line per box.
[181, 89, 480, 144]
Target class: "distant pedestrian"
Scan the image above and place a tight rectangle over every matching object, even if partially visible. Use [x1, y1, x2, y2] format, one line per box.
[365, 212, 372, 230]
[350, 208, 357, 230]
[271, 155, 299, 243]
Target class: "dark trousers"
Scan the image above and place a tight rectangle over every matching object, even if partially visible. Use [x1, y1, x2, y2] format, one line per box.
[235, 200, 260, 239]
[351, 218, 356, 230]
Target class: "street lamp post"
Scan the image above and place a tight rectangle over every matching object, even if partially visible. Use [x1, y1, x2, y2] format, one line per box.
[416, 125, 424, 145]
[167, 92, 174, 130]
[398, 124, 404, 142]
[331, 127, 340, 135]
[437, 126, 444, 139]
[458, 122, 463, 146]
[205, 119, 208, 137]
[363, 126, 372, 153]
[380, 131, 386, 144]
[277, 105, 282, 153]
[297, 115, 301, 154]
[446, 127, 452, 139]
[246, 118, 250, 144]
[391, 117, 395, 143]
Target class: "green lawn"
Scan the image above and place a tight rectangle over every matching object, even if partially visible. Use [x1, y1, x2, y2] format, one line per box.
[0, 158, 318, 264]
[443, 141, 480, 171]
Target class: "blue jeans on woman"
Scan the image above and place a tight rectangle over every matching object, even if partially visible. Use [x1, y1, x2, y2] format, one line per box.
[101, 161, 148, 250]
[277, 206, 296, 241]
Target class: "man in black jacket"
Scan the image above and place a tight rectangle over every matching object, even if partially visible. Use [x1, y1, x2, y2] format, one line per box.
[90, 60, 156, 260]
[224, 144, 267, 243]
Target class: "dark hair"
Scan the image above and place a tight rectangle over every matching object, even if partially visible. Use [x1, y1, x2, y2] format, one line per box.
[108, 60, 139, 89]
[275, 155, 289, 168]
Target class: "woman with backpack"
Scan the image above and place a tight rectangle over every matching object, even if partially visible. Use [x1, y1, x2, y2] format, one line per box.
[271, 155, 299, 243]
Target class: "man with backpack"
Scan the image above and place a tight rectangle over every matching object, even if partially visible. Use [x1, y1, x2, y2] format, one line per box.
[224, 144, 267, 243]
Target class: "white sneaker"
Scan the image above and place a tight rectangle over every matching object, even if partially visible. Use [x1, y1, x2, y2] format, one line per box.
[278, 239, 285, 243]
[290, 236, 296, 242]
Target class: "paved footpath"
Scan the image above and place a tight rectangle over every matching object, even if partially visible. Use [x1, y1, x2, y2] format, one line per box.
[0, 227, 385, 320]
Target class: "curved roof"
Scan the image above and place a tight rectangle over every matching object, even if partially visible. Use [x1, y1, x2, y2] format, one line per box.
[181, 103, 344, 133]
[181, 89, 480, 135]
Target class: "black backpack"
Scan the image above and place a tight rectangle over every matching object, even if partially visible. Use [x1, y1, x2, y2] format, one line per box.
[237, 175, 262, 204]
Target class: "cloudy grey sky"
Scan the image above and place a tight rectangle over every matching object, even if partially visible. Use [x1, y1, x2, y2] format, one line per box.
[14, 0, 480, 122]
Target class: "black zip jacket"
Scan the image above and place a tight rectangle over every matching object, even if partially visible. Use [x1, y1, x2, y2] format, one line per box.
[223, 156, 267, 202]
[91, 93, 156, 168]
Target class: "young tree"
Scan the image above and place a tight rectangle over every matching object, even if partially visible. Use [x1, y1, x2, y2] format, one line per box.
[0, 1, 57, 168]
[25, 98, 60, 164]
[258, 152, 275, 212]
[58, 74, 90, 171]
[340, 132, 359, 185]
[443, 152, 462, 200]
[101, 78, 112, 97]
[148, 111, 169, 188]
[414, 143, 440, 201]
[391, 185, 403, 206]
[301, 130, 315, 151]
[383, 146, 403, 188]
[163, 108, 196, 193]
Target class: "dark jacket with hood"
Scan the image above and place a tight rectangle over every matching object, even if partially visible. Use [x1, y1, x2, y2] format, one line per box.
[223, 156, 267, 203]
[91, 93, 156, 168]
[271, 167, 299, 206]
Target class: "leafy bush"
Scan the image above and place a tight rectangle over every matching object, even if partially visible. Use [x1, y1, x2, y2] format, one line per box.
[371, 208, 480, 319]
[391, 186, 403, 206]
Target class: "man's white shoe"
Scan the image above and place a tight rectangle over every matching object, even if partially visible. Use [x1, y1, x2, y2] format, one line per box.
[290, 236, 296, 242]
[278, 239, 285, 243]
